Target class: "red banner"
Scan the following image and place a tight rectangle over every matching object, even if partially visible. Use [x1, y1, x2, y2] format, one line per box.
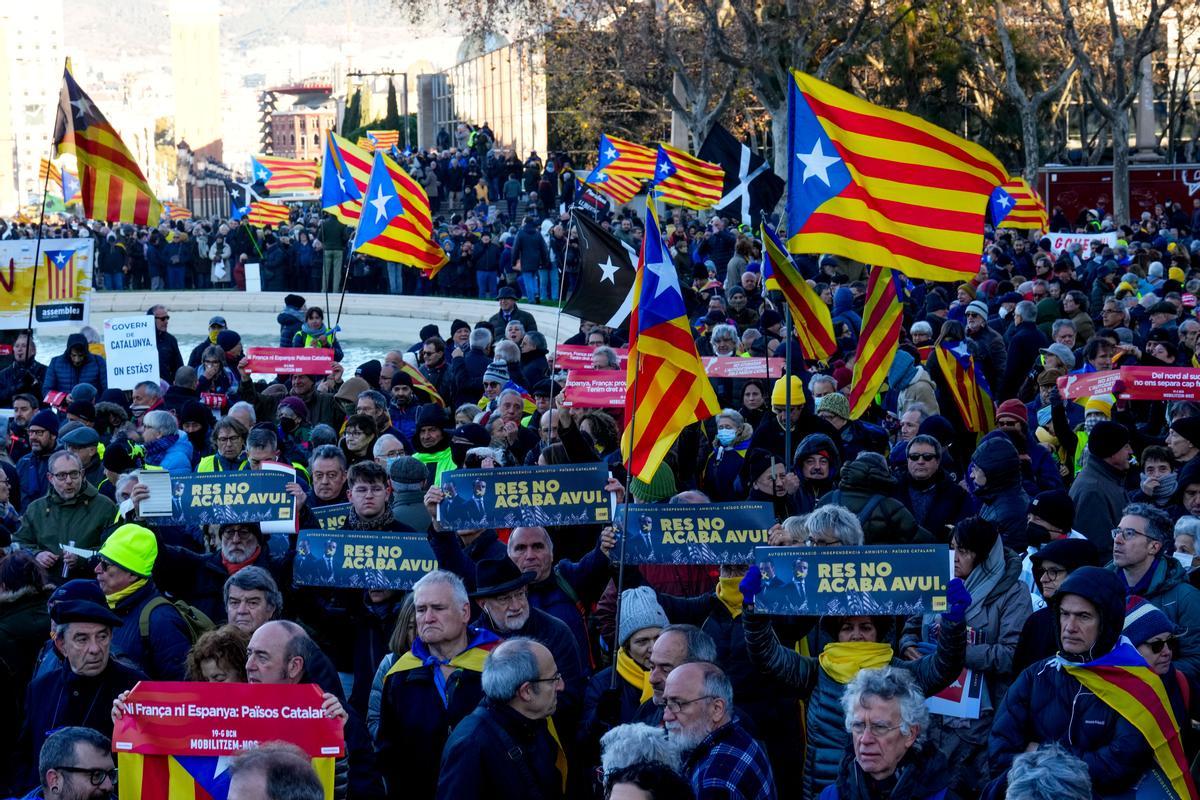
[245, 347, 334, 375]
[701, 356, 784, 379]
[112, 681, 345, 757]
[1059, 367, 1200, 401]
[1057, 370, 1121, 400]
[553, 345, 628, 370]
[561, 371, 627, 407]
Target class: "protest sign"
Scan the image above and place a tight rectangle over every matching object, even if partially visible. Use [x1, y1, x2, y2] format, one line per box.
[752, 545, 950, 616]
[0, 237, 94, 329]
[614, 502, 775, 564]
[1057, 369, 1121, 400]
[437, 463, 613, 528]
[246, 346, 334, 375]
[103, 316, 158, 390]
[1116, 366, 1200, 401]
[138, 471, 296, 527]
[311, 502, 351, 530]
[1046, 231, 1118, 259]
[113, 681, 343, 799]
[293, 530, 438, 589]
[701, 357, 784, 379]
[562, 370, 626, 407]
[554, 345, 628, 371]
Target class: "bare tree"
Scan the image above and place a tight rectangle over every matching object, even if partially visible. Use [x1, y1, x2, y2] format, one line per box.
[1055, 0, 1176, 223]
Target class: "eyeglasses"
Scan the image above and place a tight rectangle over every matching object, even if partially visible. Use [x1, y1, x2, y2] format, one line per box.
[663, 695, 714, 713]
[51, 470, 83, 481]
[52, 766, 117, 786]
[1039, 566, 1067, 582]
[351, 484, 387, 496]
[1145, 636, 1178, 654]
[155, 315, 170, 321]
[529, 672, 562, 685]
[907, 452, 938, 462]
[1112, 527, 1153, 542]
[849, 721, 903, 737]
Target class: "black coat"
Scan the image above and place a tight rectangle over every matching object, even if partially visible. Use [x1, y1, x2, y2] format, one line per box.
[1000, 320, 1047, 400]
[156, 329, 184, 383]
[436, 698, 564, 800]
[154, 540, 291, 623]
[0, 359, 46, 406]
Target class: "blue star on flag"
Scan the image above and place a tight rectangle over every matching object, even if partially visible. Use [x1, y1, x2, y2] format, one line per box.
[988, 185, 1015, 226]
[250, 157, 272, 185]
[351, 151, 405, 252]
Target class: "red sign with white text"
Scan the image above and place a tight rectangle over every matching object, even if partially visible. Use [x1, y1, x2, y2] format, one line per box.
[245, 347, 334, 375]
[1059, 367, 1200, 401]
[1057, 370, 1121, 400]
[562, 370, 627, 407]
[112, 681, 345, 757]
[702, 356, 784, 379]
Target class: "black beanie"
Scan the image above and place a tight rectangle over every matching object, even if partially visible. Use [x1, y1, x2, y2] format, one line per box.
[952, 517, 999, 559]
[1088, 420, 1131, 459]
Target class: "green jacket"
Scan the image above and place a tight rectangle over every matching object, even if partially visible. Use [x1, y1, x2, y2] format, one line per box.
[14, 482, 117, 555]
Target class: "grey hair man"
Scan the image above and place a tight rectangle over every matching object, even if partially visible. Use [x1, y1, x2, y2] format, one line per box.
[1005, 744, 1092, 800]
[639, 624, 719, 722]
[228, 742, 325, 800]
[600, 722, 683, 779]
[801, 505, 865, 547]
[224, 565, 283, 634]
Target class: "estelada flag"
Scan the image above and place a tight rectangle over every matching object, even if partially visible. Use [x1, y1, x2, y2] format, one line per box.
[649, 143, 723, 210]
[996, 176, 1049, 231]
[44, 249, 78, 300]
[350, 149, 447, 276]
[932, 339, 995, 433]
[397, 361, 445, 407]
[246, 200, 290, 227]
[786, 70, 1007, 281]
[761, 221, 836, 363]
[847, 267, 903, 419]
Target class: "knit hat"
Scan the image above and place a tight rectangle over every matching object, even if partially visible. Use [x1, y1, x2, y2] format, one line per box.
[958, 283, 977, 300]
[389, 455, 428, 485]
[450, 319, 471, 337]
[1030, 538, 1100, 574]
[1078, 397, 1115, 426]
[102, 441, 138, 473]
[278, 395, 308, 419]
[630, 462, 677, 503]
[1088, 420, 1131, 459]
[759, 309, 783, 330]
[482, 361, 509, 385]
[1170, 416, 1200, 451]
[1170, 266, 1186, 284]
[770, 376, 805, 407]
[832, 366, 852, 389]
[1029, 489, 1074, 533]
[284, 294, 305, 308]
[618, 586, 669, 647]
[99, 523, 158, 577]
[995, 399, 1027, 425]
[334, 376, 370, 404]
[451, 423, 491, 447]
[1039, 343, 1076, 371]
[1037, 368, 1065, 388]
[965, 300, 988, 318]
[355, 360, 382, 389]
[180, 400, 213, 430]
[216, 329, 241, 351]
[29, 409, 59, 435]
[951, 517, 999, 559]
[69, 383, 98, 403]
[66, 400, 96, 422]
[817, 392, 850, 421]
[418, 324, 441, 341]
[1122, 596, 1179, 647]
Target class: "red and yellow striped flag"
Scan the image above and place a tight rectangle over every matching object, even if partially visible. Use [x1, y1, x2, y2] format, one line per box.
[54, 60, 161, 225]
[253, 154, 319, 192]
[586, 134, 655, 204]
[847, 268, 902, 419]
[786, 70, 1007, 282]
[164, 202, 192, 220]
[620, 201, 719, 480]
[932, 340, 995, 433]
[247, 200, 290, 227]
[38, 158, 62, 186]
[761, 221, 836, 363]
[996, 176, 1049, 231]
[357, 130, 400, 152]
[397, 361, 445, 407]
[650, 144, 724, 210]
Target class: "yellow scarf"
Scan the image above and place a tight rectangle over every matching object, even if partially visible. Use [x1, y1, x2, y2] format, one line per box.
[715, 577, 744, 619]
[615, 649, 654, 704]
[105, 578, 148, 609]
[547, 717, 569, 791]
[818, 642, 894, 684]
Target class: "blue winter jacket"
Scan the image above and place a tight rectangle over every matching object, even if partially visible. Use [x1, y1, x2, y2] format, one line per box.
[41, 335, 107, 394]
[107, 579, 192, 681]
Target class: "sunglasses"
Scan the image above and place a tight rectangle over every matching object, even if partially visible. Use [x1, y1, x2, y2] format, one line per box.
[1145, 637, 1178, 654]
[908, 453, 938, 462]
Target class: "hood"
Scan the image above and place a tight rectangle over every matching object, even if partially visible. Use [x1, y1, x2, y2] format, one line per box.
[972, 432, 1021, 489]
[837, 454, 896, 493]
[886, 349, 917, 393]
[64, 333, 89, 356]
[1147, 555, 1189, 596]
[793, 433, 841, 480]
[832, 287, 855, 315]
[1053, 566, 1127, 658]
[1031, 538, 1100, 573]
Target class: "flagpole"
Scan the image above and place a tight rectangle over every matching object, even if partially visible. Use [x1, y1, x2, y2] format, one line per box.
[27, 147, 58, 337]
[547, 216, 576, 447]
[783, 303, 793, 473]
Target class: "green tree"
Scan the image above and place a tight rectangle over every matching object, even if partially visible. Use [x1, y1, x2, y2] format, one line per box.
[342, 88, 362, 134]
[384, 79, 401, 129]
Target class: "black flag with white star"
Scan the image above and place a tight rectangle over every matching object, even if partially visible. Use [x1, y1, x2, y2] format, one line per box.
[224, 179, 260, 221]
[563, 212, 636, 328]
[698, 123, 785, 228]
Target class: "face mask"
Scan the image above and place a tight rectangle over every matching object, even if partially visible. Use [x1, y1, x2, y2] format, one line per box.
[279, 417, 299, 434]
[1026, 522, 1052, 548]
[450, 441, 472, 465]
[1176, 552, 1195, 569]
[131, 404, 149, 419]
[716, 429, 736, 446]
[385, 456, 399, 472]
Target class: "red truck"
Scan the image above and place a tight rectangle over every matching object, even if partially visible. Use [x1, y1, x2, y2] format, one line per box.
[1036, 163, 1200, 225]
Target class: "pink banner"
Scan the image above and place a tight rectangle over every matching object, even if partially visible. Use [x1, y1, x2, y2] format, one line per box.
[1057, 370, 1121, 400]
[245, 347, 334, 375]
[561, 370, 627, 407]
[702, 356, 784, 379]
[553, 345, 628, 370]
[1059, 367, 1200, 402]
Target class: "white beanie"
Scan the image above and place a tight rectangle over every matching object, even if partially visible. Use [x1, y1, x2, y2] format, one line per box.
[1148, 261, 1164, 278]
[618, 586, 669, 647]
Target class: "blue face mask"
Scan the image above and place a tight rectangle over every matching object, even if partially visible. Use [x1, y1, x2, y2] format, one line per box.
[385, 456, 399, 472]
[716, 429, 737, 446]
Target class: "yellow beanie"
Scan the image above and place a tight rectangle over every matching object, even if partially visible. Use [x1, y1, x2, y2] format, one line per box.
[99, 524, 158, 577]
[771, 376, 806, 407]
[1117, 281, 1136, 296]
[1170, 266, 1186, 283]
[1084, 394, 1114, 419]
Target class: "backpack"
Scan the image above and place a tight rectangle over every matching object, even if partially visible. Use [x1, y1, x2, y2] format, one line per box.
[139, 594, 215, 648]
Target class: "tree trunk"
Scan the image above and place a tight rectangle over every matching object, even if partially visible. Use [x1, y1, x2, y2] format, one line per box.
[1020, 103, 1040, 184]
[769, 101, 789, 179]
[1111, 111, 1131, 224]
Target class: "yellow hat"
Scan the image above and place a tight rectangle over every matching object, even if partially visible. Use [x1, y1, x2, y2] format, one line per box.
[771, 376, 806, 407]
[1035, 426, 1059, 449]
[1084, 394, 1114, 419]
[99, 523, 158, 577]
[1117, 281, 1136, 296]
[1170, 266, 1186, 283]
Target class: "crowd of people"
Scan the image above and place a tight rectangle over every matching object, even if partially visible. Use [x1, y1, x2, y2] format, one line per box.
[2, 184, 1200, 800]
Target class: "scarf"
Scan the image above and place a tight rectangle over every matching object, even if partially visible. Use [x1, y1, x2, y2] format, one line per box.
[818, 641, 894, 684]
[390, 626, 500, 706]
[715, 577, 744, 619]
[144, 432, 178, 465]
[222, 546, 261, 575]
[346, 507, 396, 531]
[1141, 473, 1178, 503]
[1120, 556, 1160, 597]
[1058, 639, 1197, 800]
[106, 578, 148, 608]
[615, 649, 654, 704]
